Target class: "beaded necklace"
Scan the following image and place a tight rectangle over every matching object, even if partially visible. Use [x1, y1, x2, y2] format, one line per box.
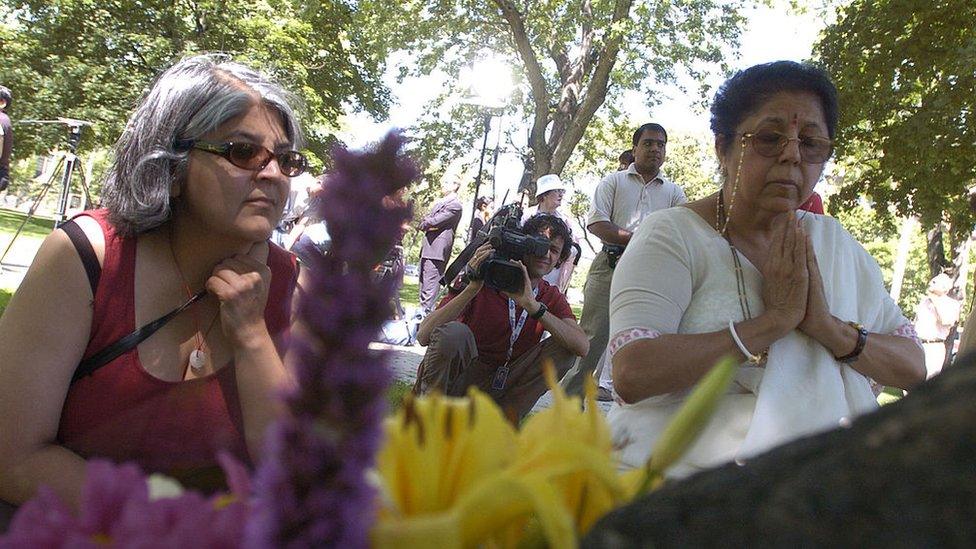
[715, 137, 753, 320]
[716, 136, 767, 365]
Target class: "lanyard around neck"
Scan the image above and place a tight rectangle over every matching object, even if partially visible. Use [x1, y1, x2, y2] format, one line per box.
[507, 286, 540, 362]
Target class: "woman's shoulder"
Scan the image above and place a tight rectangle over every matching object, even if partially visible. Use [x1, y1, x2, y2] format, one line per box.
[801, 212, 883, 272]
[618, 207, 711, 275]
[61, 209, 122, 271]
[799, 212, 858, 246]
[634, 205, 711, 242]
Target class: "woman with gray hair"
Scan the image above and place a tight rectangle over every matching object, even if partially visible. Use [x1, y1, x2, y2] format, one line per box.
[0, 55, 306, 510]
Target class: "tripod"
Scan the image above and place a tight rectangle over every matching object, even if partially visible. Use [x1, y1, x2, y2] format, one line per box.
[0, 119, 93, 270]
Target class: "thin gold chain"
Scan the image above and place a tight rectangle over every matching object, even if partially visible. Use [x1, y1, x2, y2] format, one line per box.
[715, 135, 747, 237]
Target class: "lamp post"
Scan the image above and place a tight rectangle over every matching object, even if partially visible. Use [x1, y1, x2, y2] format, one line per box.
[460, 56, 511, 231]
[471, 113, 492, 226]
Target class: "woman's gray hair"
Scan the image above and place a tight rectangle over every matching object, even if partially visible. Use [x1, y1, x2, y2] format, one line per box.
[101, 54, 305, 235]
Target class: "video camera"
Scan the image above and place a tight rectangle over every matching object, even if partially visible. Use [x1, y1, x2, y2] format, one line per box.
[469, 203, 550, 294]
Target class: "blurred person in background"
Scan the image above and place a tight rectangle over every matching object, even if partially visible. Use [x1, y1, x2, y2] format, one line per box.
[914, 272, 960, 378]
[469, 195, 493, 243]
[0, 86, 13, 192]
[417, 181, 463, 314]
[523, 174, 579, 293]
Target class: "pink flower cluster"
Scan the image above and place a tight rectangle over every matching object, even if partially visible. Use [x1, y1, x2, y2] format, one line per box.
[1, 459, 249, 548]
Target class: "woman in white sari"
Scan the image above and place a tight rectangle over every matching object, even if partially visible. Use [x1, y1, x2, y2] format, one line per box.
[607, 61, 925, 478]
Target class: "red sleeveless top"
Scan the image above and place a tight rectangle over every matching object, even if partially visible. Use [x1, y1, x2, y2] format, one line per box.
[57, 210, 297, 487]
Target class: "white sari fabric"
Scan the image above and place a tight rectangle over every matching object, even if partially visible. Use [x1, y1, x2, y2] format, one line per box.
[607, 207, 910, 477]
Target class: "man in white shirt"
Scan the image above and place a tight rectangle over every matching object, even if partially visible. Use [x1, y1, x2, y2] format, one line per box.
[560, 123, 688, 397]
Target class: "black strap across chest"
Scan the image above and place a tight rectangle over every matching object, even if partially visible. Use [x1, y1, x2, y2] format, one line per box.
[62, 219, 203, 384]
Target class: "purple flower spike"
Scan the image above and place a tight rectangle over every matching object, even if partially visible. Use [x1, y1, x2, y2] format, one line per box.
[248, 132, 417, 548]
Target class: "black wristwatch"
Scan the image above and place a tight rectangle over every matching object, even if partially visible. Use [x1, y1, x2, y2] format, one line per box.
[530, 302, 548, 320]
[835, 321, 868, 363]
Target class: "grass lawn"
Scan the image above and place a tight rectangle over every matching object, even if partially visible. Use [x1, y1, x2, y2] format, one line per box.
[0, 208, 54, 270]
[387, 379, 414, 411]
[0, 209, 54, 316]
[0, 208, 57, 239]
[384, 273, 415, 411]
[0, 287, 11, 316]
[878, 386, 904, 406]
[398, 276, 419, 313]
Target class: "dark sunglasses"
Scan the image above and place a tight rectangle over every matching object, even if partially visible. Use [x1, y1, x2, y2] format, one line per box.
[740, 131, 833, 164]
[175, 139, 308, 177]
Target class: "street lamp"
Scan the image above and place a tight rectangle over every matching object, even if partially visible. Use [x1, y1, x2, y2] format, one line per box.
[460, 56, 512, 230]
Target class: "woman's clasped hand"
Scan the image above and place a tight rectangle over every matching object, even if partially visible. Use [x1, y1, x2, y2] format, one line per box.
[758, 212, 809, 335]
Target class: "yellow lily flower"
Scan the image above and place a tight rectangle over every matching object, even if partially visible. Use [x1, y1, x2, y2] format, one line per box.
[373, 387, 575, 548]
[376, 388, 517, 517]
[514, 363, 626, 536]
[372, 356, 737, 548]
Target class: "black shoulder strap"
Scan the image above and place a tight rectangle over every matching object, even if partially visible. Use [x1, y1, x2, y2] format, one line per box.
[61, 219, 101, 296]
[71, 290, 206, 384]
[441, 234, 484, 287]
[571, 242, 582, 266]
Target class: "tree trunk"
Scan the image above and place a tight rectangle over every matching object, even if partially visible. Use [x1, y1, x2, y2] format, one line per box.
[583, 354, 976, 547]
[927, 225, 949, 280]
[889, 216, 916, 302]
[494, 0, 633, 197]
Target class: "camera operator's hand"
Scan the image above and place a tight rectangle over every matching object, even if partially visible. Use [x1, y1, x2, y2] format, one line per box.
[465, 243, 493, 291]
[501, 261, 538, 311]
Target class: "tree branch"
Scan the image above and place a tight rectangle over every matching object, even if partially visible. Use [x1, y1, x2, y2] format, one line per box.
[547, 0, 596, 170]
[579, 0, 595, 78]
[551, 45, 572, 83]
[548, 44, 577, 157]
[550, 0, 633, 175]
[492, 0, 552, 172]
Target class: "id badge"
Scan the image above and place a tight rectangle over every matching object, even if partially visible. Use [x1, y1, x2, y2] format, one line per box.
[491, 365, 509, 391]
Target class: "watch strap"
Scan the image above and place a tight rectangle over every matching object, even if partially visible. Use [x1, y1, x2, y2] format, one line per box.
[835, 321, 868, 363]
[530, 302, 548, 320]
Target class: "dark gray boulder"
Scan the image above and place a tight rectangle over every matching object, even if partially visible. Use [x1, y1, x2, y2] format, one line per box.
[583, 353, 976, 548]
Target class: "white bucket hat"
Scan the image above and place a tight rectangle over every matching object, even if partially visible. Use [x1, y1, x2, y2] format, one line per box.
[535, 174, 567, 201]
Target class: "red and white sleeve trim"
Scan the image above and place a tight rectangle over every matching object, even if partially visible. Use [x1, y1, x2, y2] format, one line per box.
[891, 322, 922, 349]
[608, 327, 662, 358]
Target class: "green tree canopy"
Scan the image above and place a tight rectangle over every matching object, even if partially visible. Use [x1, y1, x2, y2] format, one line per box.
[0, 0, 392, 166]
[662, 131, 718, 200]
[815, 0, 976, 232]
[365, 0, 745, 196]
